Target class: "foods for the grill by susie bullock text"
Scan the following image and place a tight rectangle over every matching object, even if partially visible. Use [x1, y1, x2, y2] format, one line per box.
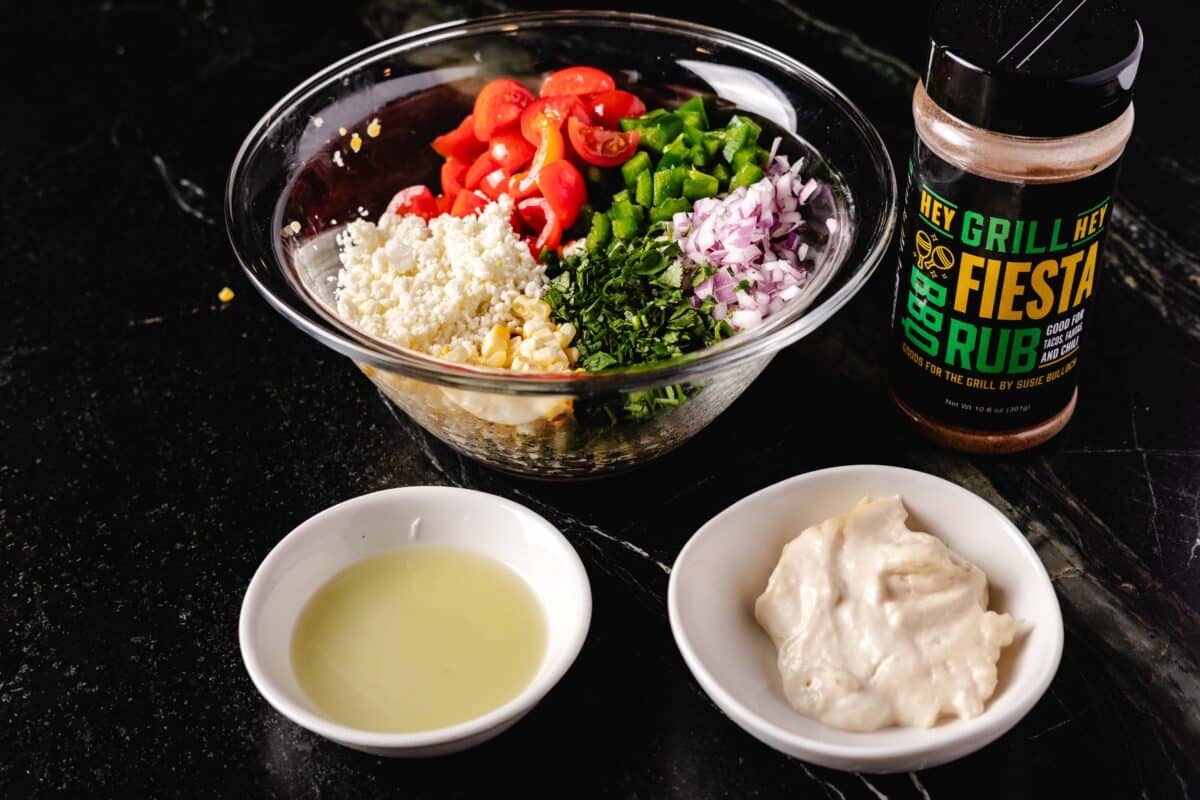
[890, 0, 1142, 453]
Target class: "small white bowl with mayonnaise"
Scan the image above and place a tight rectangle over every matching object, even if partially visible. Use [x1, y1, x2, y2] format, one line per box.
[239, 486, 591, 757]
[668, 465, 1063, 773]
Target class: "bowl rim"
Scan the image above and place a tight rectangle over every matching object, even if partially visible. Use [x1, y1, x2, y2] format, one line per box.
[238, 485, 592, 750]
[225, 10, 897, 395]
[666, 464, 1065, 767]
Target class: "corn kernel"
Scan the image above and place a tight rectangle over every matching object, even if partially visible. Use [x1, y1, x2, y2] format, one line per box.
[481, 324, 510, 360]
[533, 345, 560, 365]
[218, 287, 235, 303]
[565, 347, 579, 365]
[522, 318, 550, 339]
[511, 295, 536, 319]
[555, 323, 576, 347]
[530, 299, 551, 320]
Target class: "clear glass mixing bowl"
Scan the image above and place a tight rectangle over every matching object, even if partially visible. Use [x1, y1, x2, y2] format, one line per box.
[226, 11, 896, 478]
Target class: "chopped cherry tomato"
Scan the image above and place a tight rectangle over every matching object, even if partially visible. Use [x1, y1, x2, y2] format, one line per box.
[539, 66, 616, 97]
[566, 117, 640, 167]
[509, 122, 566, 199]
[387, 185, 439, 220]
[516, 196, 550, 230]
[464, 152, 498, 190]
[450, 189, 489, 217]
[586, 89, 646, 128]
[479, 168, 510, 201]
[535, 216, 564, 257]
[436, 193, 453, 215]
[517, 198, 562, 257]
[431, 114, 486, 162]
[488, 132, 536, 173]
[519, 96, 592, 145]
[440, 158, 468, 200]
[473, 78, 535, 141]
[536, 160, 586, 229]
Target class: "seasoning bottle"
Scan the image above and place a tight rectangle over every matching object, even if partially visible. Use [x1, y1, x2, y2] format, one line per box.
[889, 0, 1142, 453]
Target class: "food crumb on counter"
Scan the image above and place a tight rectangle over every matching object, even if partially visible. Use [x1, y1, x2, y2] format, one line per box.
[282, 220, 302, 236]
[218, 287, 235, 303]
[338, 126, 347, 136]
[312, 116, 324, 128]
[332, 150, 344, 168]
[366, 118, 382, 138]
[350, 132, 363, 153]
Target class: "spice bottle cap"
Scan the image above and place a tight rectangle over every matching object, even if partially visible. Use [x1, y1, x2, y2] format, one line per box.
[925, 0, 1142, 137]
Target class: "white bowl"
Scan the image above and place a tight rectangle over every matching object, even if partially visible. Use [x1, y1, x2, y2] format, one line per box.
[667, 465, 1063, 773]
[239, 486, 591, 757]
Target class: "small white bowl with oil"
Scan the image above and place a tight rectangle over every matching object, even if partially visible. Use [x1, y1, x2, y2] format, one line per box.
[239, 485, 591, 757]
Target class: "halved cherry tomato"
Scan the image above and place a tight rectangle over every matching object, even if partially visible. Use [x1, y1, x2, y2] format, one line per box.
[451, 189, 489, 217]
[586, 89, 646, 129]
[431, 114, 486, 162]
[440, 158, 468, 200]
[479, 168, 510, 201]
[473, 78, 535, 141]
[539, 66, 616, 97]
[566, 116, 640, 167]
[519, 96, 592, 145]
[509, 122, 566, 199]
[536, 160, 586, 229]
[387, 185, 439, 220]
[464, 153, 498, 190]
[517, 197, 563, 257]
[488, 132, 536, 173]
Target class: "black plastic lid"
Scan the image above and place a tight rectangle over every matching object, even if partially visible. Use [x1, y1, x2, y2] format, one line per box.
[925, 0, 1142, 137]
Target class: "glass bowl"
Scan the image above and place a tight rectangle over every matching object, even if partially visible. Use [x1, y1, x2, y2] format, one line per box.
[225, 11, 896, 479]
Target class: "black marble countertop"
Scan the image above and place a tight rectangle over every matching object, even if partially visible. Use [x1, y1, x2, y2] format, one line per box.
[4, 0, 1198, 797]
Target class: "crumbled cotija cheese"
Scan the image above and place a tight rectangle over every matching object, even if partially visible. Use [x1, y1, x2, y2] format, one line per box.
[335, 196, 548, 362]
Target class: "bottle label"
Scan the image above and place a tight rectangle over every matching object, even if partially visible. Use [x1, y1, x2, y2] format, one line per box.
[889, 138, 1120, 431]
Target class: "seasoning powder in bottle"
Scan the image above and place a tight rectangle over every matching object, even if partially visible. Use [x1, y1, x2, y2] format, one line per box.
[890, 0, 1142, 453]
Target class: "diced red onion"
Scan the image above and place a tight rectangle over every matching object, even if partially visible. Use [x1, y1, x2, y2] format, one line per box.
[671, 140, 825, 331]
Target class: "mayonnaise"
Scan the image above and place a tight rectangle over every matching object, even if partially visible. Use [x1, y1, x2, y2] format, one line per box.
[754, 496, 1018, 731]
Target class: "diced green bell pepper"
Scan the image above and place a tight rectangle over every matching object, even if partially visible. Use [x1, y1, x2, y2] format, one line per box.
[649, 197, 691, 223]
[620, 151, 652, 192]
[652, 166, 686, 205]
[677, 96, 710, 130]
[611, 215, 641, 240]
[722, 115, 762, 161]
[731, 145, 766, 170]
[638, 113, 684, 152]
[586, 212, 612, 253]
[683, 169, 720, 201]
[634, 170, 653, 206]
[657, 134, 692, 169]
[682, 124, 704, 147]
[610, 197, 644, 223]
[729, 162, 765, 190]
[711, 162, 731, 188]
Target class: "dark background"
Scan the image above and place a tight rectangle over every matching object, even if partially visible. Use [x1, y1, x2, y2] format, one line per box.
[3, 0, 1198, 797]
